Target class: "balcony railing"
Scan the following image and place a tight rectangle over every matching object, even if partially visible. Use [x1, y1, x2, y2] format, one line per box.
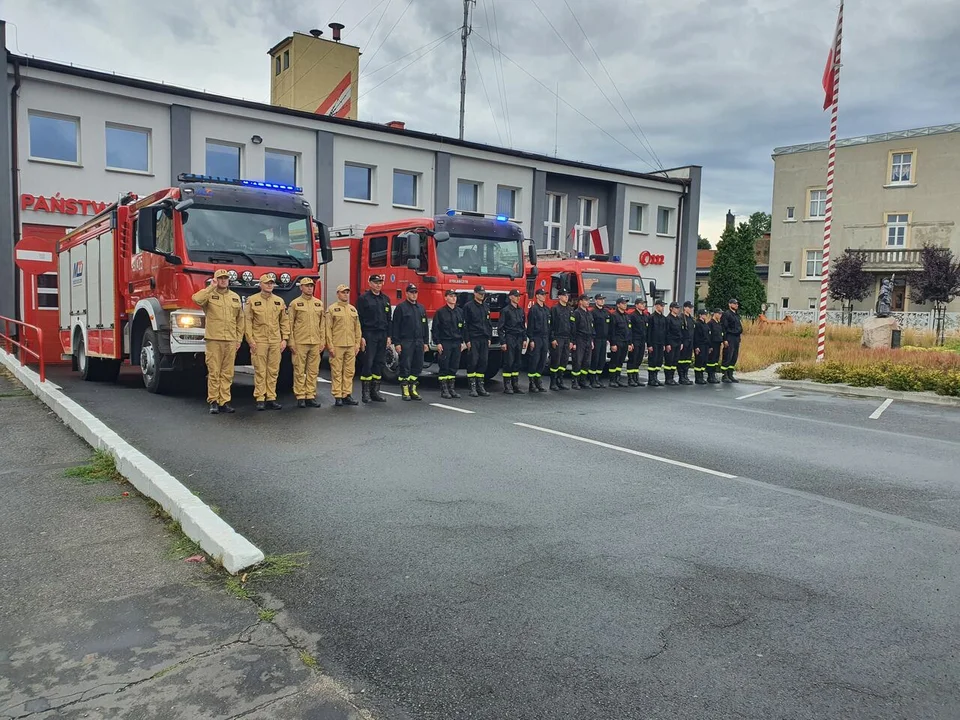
[845, 247, 923, 271]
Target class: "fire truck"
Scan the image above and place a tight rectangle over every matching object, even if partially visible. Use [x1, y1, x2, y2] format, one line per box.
[55, 174, 333, 393]
[534, 250, 655, 308]
[324, 211, 538, 381]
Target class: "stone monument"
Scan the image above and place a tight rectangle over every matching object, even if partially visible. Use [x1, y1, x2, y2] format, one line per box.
[862, 275, 900, 348]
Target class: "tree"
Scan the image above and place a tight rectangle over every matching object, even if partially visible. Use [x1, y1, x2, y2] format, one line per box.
[747, 211, 772, 239]
[705, 221, 766, 317]
[697, 235, 711, 250]
[828, 250, 873, 325]
[909, 245, 960, 345]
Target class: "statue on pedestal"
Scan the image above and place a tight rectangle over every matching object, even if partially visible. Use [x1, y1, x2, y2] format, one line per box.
[875, 276, 894, 318]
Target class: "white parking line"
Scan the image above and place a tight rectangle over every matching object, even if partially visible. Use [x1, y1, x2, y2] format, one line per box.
[514, 422, 737, 479]
[379, 390, 402, 397]
[736, 386, 781, 400]
[869, 398, 894, 420]
[430, 403, 476, 414]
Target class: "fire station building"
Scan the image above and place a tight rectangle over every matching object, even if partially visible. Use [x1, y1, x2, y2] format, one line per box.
[0, 21, 701, 348]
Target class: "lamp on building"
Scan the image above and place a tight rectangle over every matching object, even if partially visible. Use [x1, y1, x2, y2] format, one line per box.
[251, 135, 263, 145]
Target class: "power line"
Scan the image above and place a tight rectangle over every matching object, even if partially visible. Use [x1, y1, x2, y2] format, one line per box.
[360, 0, 395, 53]
[363, 27, 462, 78]
[471, 38, 504, 145]
[472, 31, 660, 171]
[487, 0, 513, 146]
[360, 0, 416, 75]
[561, 0, 664, 170]
[325, 0, 350, 28]
[358, 29, 461, 100]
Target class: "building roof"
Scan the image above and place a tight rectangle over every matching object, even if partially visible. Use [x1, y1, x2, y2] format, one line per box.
[696, 249, 715, 270]
[773, 122, 960, 157]
[9, 53, 689, 188]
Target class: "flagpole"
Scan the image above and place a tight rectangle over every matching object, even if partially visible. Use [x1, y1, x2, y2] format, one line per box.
[817, 0, 843, 362]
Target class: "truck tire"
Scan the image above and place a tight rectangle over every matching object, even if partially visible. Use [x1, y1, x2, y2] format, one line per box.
[485, 348, 502, 381]
[76, 335, 102, 382]
[140, 327, 171, 394]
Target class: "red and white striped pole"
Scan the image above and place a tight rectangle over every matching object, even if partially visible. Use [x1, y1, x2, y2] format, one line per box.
[817, 1, 843, 362]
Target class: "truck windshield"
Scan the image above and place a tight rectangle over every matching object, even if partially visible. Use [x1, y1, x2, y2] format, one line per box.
[582, 272, 646, 301]
[181, 207, 313, 267]
[435, 236, 523, 278]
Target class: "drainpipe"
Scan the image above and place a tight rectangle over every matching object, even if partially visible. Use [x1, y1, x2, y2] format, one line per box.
[673, 184, 686, 301]
[11, 56, 21, 243]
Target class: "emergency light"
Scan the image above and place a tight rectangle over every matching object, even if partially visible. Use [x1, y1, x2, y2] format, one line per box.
[445, 208, 511, 222]
[177, 173, 303, 194]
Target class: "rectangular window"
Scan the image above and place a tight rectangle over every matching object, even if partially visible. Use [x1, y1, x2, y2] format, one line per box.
[283, 49, 290, 70]
[393, 170, 419, 207]
[782, 260, 793, 275]
[457, 180, 480, 212]
[205, 141, 241, 178]
[808, 189, 827, 218]
[781, 297, 789, 309]
[105, 124, 150, 173]
[344, 164, 373, 201]
[629, 203, 645, 232]
[275, 56, 282, 75]
[808, 297, 818, 310]
[28, 111, 79, 164]
[890, 152, 913, 184]
[496, 186, 518, 219]
[804, 250, 823, 279]
[368, 236, 388, 268]
[886, 213, 909, 247]
[390, 233, 410, 267]
[786, 206, 795, 220]
[544, 192, 565, 250]
[37, 272, 58, 310]
[575, 197, 597, 253]
[657, 206, 672, 235]
[265, 150, 297, 186]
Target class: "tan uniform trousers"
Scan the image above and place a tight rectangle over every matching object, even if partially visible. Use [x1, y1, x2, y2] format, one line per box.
[205, 339, 238, 405]
[293, 344, 321, 400]
[252, 343, 282, 401]
[330, 345, 357, 399]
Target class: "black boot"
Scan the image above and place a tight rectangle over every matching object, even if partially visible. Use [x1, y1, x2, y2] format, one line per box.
[695, 370, 707, 385]
[361, 381, 371, 403]
[665, 371, 679, 386]
[647, 371, 661, 387]
[570, 376, 580, 390]
[220, 403, 236, 413]
[721, 369, 732, 383]
[209, 402, 219, 414]
[503, 375, 514, 394]
[512, 377, 525, 394]
[334, 398, 343, 407]
[708, 369, 720, 384]
[469, 378, 479, 397]
[556, 372, 567, 390]
[297, 399, 306, 408]
[306, 398, 321, 407]
[440, 379, 452, 399]
[608, 372, 621, 388]
[477, 379, 490, 397]
[371, 380, 387, 402]
[448, 379, 461, 399]
[729, 369, 740, 383]
[549, 374, 559, 391]
[680, 368, 694, 386]
[266, 400, 282, 410]
[529, 379, 537, 394]
[343, 395, 359, 405]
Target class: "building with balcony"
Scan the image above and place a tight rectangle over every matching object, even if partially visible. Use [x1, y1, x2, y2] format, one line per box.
[766, 123, 960, 317]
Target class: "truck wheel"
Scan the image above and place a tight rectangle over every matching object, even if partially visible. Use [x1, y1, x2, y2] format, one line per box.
[140, 327, 169, 394]
[381, 344, 400, 383]
[76, 336, 101, 382]
[485, 349, 502, 381]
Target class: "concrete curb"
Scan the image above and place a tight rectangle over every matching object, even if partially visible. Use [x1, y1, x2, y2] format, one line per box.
[0, 351, 265, 574]
[736, 371, 960, 408]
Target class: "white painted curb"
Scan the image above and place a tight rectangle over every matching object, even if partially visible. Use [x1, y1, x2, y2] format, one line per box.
[0, 350, 265, 574]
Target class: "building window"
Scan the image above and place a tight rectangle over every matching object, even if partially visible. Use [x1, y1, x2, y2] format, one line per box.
[808, 188, 827, 219]
[283, 49, 290, 70]
[786, 206, 795, 220]
[808, 297, 818, 310]
[657, 206, 672, 235]
[781, 297, 789, 309]
[629, 203, 645, 232]
[206, 141, 241, 178]
[345, 163, 374, 201]
[393, 171, 419, 207]
[782, 260, 793, 276]
[105, 124, 150, 173]
[575, 197, 597, 253]
[368, 236, 388, 268]
[886, 213, 909, 247]
[804, 250, 823, 279]
[37, 273, 58, 310]
[265, 150, 297, 186]
[28, 111, 79, 164]
[275, 56, 282, 75]
[457, 180, 480, 212]
[496, 186, 518, 219]
[889, 152, 913, 184]
[544, 192, 565, 250]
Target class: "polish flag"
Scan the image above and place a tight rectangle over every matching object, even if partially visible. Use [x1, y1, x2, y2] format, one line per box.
[589, 226, 609, 255]
[822, 7, 842, 110]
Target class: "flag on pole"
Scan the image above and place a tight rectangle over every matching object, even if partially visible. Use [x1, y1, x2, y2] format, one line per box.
[822, 9, 842, 110]
[589, 226, 610, 255]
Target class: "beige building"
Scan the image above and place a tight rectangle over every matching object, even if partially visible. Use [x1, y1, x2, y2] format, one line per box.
[768, 123, 960, 318]
[269, 27, 360, 120]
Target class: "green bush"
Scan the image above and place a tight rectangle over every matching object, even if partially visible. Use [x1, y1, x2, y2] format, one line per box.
[844, 365, 886, 387]
[776, 361, 960, 396]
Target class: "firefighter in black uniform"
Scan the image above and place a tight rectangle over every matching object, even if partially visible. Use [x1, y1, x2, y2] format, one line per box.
[356, 273, 392, 403]
[607, 296, 633, 387]
[463, 285, 493, 397]
[707, 308, 724, 383]
[646, 299, 667, 387]
[589, 293, 609, 388]
[721, 297, 744, 383]
[677, 300, 695, 386]
[571, 294, 594, 390]
[664, 301, 683, 386]
[498, 289, 528, 395]
[549, 289, 575, 390]
[433, 289, 467, 400]
[693, 307, 711, 385]
[626, 298, 648, 387]
[526, 288, 550, 393]
[391, 283, 429, 401]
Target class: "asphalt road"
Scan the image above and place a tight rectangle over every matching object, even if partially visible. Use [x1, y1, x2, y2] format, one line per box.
[43, 365, 960, 720]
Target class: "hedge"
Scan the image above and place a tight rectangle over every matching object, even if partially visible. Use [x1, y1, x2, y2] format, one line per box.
[778, 361, 960, 396]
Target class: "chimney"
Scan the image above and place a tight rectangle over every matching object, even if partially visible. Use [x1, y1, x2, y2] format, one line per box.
[726, 209, 735, 229]
[309, 28, 323, 38]
[329, 23, 344, 42]
[386, 121, 406, 130]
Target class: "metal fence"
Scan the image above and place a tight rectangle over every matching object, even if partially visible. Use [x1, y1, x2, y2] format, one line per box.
[773, 309, 960, 332]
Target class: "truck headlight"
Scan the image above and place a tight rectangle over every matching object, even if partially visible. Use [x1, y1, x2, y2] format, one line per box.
[279, 273, 292, 285]
[172, 310, 205, 329]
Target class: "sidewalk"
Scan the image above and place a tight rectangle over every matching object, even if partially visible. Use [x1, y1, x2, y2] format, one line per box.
[0, 371, 371, 720]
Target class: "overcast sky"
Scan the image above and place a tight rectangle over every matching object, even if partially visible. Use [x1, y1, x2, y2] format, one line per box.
[4, 0, 958, 244]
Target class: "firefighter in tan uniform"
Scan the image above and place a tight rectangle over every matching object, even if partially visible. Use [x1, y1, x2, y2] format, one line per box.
[287, 277, 327, 408]
[325, 283, 362, 407]
[244, 273, 290, 410]
[192, 268, 244, 415]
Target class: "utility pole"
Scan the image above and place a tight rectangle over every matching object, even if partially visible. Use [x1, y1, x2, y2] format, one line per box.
[459, 0, 474, 140]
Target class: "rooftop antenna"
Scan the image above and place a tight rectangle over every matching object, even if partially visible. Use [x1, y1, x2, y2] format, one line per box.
[309, 28, 323, 38]
[328, 22, 344, 42]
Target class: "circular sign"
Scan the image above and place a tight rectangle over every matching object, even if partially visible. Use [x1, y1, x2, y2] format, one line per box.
[540, 279, 546, 287]
[639, 251, 666, 267]
[390, 273, 396, 282]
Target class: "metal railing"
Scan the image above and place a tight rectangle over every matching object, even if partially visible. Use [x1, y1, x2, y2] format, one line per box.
[0, 315, 46, 383]
[847, 248, 924, 268]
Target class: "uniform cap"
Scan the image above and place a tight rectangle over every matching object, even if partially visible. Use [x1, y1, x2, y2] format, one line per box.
[213, 269, 230, 279]
[368, 273, 385, 282]
[616, 296, 629, 304]
[654, 299, 665, 306]
[508, 289, 520, 297]
[593, 293, 606, 300]
[336, 283, 350, 292]
[535, 288, 547, 296]
[712, 307, 723, 314]
[669, 301, 680, 309]
[474, 285, 486, 293]
[578, 294, 590, 302]
[634, 297, 645, 305]
[698, 307, 708, 316]
[406, 283, 419, 292]
[729, 297, 740, 304]
[297, 277, 315, 286]
[683, 300, 694, 308]
[557, 288, 569, 296]
[258, 273, 277, 284]
[444, 289, 457, 297]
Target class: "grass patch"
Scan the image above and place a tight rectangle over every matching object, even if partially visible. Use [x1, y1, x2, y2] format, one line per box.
[64, 450, 125, 485]
[223, 552, 308, 601]
[299, 651, 319, 670]
[258, 608, 277, 622]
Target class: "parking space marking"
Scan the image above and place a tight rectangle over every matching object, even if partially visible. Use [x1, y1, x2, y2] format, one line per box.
[514, 422, 737, 479]
[430, 403, 476, 414]
[869, 398, 894, 420]
[379, 390, 403, 397]
[736, 386, 781, 401]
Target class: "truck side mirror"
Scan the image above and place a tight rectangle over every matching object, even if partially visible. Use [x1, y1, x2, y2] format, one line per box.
[404, 231, 422, 271]
[434, 231, 450, 242]
[406, 258, 421, 271]
[649, 279, 658, 301]
[314, 220, 333, 265]
[528, 243, 537, 267]
[137, 207, 159, 253]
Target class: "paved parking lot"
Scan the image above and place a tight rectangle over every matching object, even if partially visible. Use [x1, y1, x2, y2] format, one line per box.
[42, 365, 960, 719]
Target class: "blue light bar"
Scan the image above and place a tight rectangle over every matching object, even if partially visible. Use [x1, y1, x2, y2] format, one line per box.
[496, 214, 508, 222]
[446, 208, 456, 216]
[177, 173, 302, 194]
[577, 251, 585, 259]
[612, 255, 622, 263]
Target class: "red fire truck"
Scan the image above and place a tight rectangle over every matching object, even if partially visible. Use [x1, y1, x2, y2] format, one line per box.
[534, 250, 654, 308]
[55, 173, 333, 393]
[324, 211, 538, 381]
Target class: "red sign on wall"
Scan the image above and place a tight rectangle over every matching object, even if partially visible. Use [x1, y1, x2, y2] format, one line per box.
[639, 251, 666, 266]
[20, 193, 109, 217]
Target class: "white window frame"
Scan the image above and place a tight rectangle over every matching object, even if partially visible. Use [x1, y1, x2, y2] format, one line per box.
[575, 196, 598, 254]
[264, 149, 299, 187]
[456, 179, 481, 212]
[885, 212, 910, 248]
[496, 185, 519, 220]
[628, 202, 647, 233]
[544, 192, 565, 250]
[785, 206, 796, 221]
[781, 297, 789, 309]
[104, 122, 152, 175]
[656, 206, 673, 236]
[27, 110, 81, 166]
[36, 272, 59, 311]
[803, 249, 823, 280]
[781, 260, 793, 277]
[392, 170, 421, 209]
[807, 297, 818, 310]
[344, 162, 376, 203]
[888, 150, 915, 186]
[807, 188, 827, 219]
